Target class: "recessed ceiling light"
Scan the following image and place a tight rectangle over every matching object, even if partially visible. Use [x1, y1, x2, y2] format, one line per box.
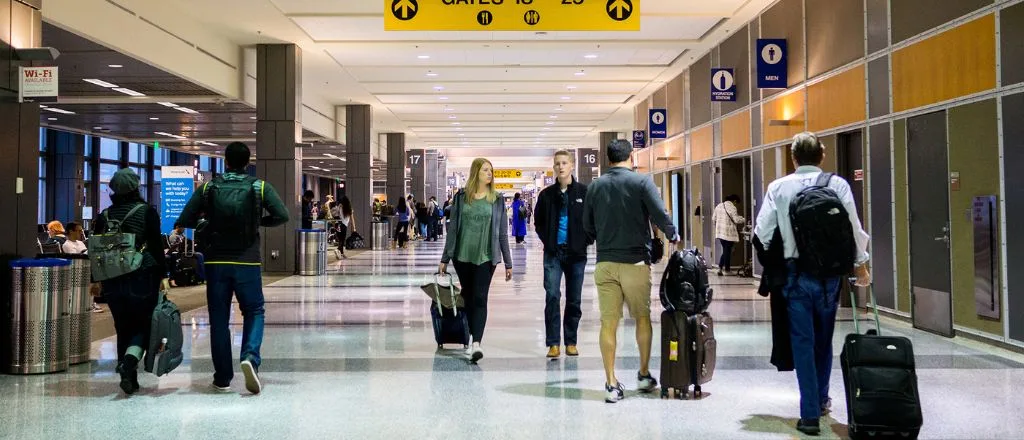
[44, 107, 75, 115]
[456, 127, 462, 130]
[149, 117, 159, 120]
[319, 161, 324, 164]
[574, 71, 585, 76]
[155, 131, 187, 140]
[426, 72, 438, 77]
[584, 54, 598, 59]
[418, 55, 430, 59]
[439, 96, 449, 100]
[108, 64, 123, 68]
[83, 78, 118, 88]
[157, 102, 178, 107]
[47, 117, 57, 121]
[434, 85, 444, 91]
[546, 122, 554, 125]
[458, 133, 465, 136]
[113, 87, 146, 97]
[198, 141, 218, 147]
[252, 131, 257, 134]
[451, 122, 461, 125]
[561, 96, 571, 100]
[250, 116, 257, 120]
[175, 106, 199, 114]
[554, 108, 564, 111]
[93, 126, 103, 130]
[444, 108, 454, 111]
[567, 85, 577, 90]
[540, 133, 546, 136]
[448, 115, 457, 119]
[543, 127, 551, 130]
[549, 115, 558, 119]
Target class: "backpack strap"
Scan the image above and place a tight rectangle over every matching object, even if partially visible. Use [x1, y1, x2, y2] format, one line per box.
[814, 172, 834, 188]
[120, 203, 146, 224]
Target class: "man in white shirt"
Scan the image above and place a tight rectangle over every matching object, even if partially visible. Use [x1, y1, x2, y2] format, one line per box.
[754, 132, 871, 436]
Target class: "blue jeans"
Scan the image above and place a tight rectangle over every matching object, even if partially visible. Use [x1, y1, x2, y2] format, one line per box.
[783, 261, 841, 420]
[205, 264, 265, 384]
[543, 248, 587, 346]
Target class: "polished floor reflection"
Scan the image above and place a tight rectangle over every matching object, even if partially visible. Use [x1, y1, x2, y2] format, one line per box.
[2, 236, 1023, 439]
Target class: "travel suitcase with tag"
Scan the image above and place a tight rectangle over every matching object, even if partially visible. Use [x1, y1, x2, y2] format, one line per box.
[423, 273, 470, 349]
[840, 280, 922, 439]
[660, 310, 717, 399]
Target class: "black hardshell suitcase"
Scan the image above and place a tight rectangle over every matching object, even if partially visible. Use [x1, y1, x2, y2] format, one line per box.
[660, 310, 716, 399]
[840, 280, 923, 439]
[431, 303, 469, 349]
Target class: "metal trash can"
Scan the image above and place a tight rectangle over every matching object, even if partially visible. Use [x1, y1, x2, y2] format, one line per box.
[63, 255, 91, 365]
[5, 258, 72, 374]
[372, 222, 390, 250]
[296, 229, 327, 276]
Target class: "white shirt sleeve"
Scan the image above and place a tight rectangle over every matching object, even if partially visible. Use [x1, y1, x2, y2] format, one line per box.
[754, 183, 779, 248]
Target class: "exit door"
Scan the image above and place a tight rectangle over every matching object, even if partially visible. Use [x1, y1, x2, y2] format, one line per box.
[907, 111, 953, 337]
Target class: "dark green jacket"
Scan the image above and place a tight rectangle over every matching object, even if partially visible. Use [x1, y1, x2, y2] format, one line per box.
[176, 171, 289, 264]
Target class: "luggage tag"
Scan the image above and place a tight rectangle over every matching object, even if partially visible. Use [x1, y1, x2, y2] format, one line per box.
[669, 340, 679, 361]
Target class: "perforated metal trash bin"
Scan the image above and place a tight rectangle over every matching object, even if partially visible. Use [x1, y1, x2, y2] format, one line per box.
[4, 258, 72, 374]
[296, 229, 327, 276]
[372, 222, 390, 250]
[62, 255, 91, 365]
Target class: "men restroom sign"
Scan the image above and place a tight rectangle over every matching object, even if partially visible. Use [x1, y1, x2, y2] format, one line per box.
[711, 68, 736, 102]
[756, 39, 787, 89]
[649, 109, 667, 139]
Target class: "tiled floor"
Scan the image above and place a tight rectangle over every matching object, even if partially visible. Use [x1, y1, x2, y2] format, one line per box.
[2, 236, 1023, 439]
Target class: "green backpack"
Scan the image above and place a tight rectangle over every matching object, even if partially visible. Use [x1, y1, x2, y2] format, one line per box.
[201, 175, 263, 252]
[88, 204, 147, 281]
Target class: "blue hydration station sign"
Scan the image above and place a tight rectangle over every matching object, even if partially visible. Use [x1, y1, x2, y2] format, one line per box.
[160, 166, 195, 235]
[756, 39, 787, 89]
[649, 109, 667, 139]
[632, 130, 647, 149]
[711, 68, 736, 102]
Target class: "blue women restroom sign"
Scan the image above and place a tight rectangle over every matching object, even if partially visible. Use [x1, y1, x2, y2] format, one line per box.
[711, 68, 736, 102]
[756, 39, 787, 89]
[649, 109, 667, 139]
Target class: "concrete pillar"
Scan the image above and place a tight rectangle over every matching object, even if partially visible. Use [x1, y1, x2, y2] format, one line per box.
[346, 104, 373, 238]
[599, 132, 619, 175]
[0, 0, 43, 257]
[48, 130, 85, 224]
[256, 43, 303, 273]
[436, 154, 448, 201]
[425, 150, 438, 202]
[408, 149, 425, 202]
[385, 133, 405, 206]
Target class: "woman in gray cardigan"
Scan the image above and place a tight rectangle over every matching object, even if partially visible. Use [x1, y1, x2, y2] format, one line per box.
[439, 158, 513, 363]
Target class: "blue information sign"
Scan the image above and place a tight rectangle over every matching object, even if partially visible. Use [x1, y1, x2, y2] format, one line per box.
[632, 130, 647, 149]
[756, 39, 788, 89]
[711, 68, 736, 102]
[649, 109, 667, 139]
[160, 166, 194, 235]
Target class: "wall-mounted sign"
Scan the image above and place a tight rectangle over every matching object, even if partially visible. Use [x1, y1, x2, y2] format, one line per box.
[756, 39, 788, 89]
[160, 166, 195, 235]
[447, 176, 457, 187]
[494, 183, 515, 190]
[632, 130, 647, 149]
[18, 66, 58, 102]
[543, 176, 555, 186]
[578, 148, 598, 167]
[649, 109, 667, 139]
[493, 169, 523, 179]
[950, 171, 961, 191]
[854, 169, 864, 181]
[383, 0, 640, 32]
[711, 68, 736, 102]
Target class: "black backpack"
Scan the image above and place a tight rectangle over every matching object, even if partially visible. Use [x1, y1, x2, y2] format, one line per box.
[202, 175, 263, 252]
[789, 172, 857, 278]
[660, 248, 713, 314]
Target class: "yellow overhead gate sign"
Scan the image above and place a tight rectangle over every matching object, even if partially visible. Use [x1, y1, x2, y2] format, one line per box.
[493, 169, 523, 179]
[494, 183, 516, 190]
[384, 0, 640, 32]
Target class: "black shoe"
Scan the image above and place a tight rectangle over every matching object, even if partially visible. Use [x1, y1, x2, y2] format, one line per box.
[116, 355, 140, 395]
[796, 418, 820, 436]
[821, 397, 832, 415]
[637, 371, 658, 393]
[717, 270, 724, 276]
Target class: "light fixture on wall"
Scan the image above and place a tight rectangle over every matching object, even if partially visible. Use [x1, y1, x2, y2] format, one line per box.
[768, 119, 803, 127]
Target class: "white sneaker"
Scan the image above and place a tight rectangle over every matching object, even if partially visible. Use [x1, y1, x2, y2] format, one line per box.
[637, 372, 658, 393]
[240, 359, 262, 395]
[605, 382, 625, 403]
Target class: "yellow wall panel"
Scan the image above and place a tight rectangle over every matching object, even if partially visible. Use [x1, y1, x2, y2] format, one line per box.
[691, 126, 714, 162]
[654, 136, 684, 171]
[722, 110, 752, 154]
[892, 14, 996, 112]
[808, 65, 866, 132]
[762, 89, 807, 144]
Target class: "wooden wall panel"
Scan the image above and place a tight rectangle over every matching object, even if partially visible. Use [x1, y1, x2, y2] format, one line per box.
[691, 126, 714, 163]
[667, 73, 685, 136]
[808, 65, 867, 132]
[892, 15, 996, 112]
[722, 110, 751, 155]
[762, 89, 806, 144]
[635, 148, 652, 174]
[654, 136, 685, 171]
[635, 99, 649, 132]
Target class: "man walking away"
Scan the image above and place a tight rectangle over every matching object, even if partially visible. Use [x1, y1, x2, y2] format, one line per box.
[584, 139, 678, 403]
[754, 132, 871, 435]
[534, 150, 590, 358]
[177, 142, 290, 395]
[711, 194, 745, 276]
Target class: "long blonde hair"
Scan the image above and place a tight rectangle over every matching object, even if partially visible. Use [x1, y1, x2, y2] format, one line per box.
[463, 157, 497, 204]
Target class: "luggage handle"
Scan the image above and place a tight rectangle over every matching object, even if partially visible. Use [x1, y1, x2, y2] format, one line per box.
[433, 272, 457, 318]
[848, 278, 881, 335]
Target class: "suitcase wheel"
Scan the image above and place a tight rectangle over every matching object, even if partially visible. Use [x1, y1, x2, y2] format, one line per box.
[693, 385, 703, 399]
[660, 389, 669, 399]
[437, 344, 444, 350]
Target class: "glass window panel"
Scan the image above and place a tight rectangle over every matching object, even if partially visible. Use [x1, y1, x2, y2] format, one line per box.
[99, 163, 118, 184]
[84, 137, 93, 158]
[216, 158, 224, 174]
[133, 167, 147, 185]
[83, 161, 92, 182]
[100, 138, 120, 161]
[128, 143, 143, 164]
[140, 184, 148, 202]
[38, 156, 45, 178]
[153, 169, 162, 183]
[39, 128, 46, 152]
[199, 156, 211, 172]
[99, 189, 113, 212]
[153, 146, 168, 166]
[38, 179, 46, 223]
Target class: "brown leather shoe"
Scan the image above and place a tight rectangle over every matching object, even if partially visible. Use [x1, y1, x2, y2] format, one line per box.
[565, 345, 579, 356]
[546, 346, 560, 358]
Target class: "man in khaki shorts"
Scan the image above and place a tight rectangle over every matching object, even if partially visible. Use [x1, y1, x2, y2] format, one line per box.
[583, 139, 678, 403]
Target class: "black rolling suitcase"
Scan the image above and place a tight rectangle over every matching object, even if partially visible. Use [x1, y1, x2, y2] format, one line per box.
[660, 310, 717, 399]
[422, 273, 470, 349]
[840, 280, 923, 439]
[171, 239, 201, 287]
